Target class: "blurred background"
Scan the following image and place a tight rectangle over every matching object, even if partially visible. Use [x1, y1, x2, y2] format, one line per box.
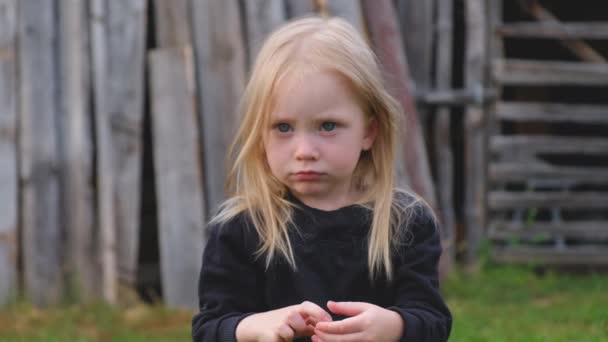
[0, 0, 607, 340]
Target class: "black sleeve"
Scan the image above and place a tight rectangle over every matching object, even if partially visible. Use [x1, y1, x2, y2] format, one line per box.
[387, 203, 452, 342]
[192, 215, 265, 342]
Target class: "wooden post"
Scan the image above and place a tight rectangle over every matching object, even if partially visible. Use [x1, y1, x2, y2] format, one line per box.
[58, 0, 99, 301]
[192, 0, 246, 216]
[0, 0, 18, 306]
[18, 0, 64, 306]
[150, 0, 206, 309]
[106, 0, 147, 287]
[149, 47, 205, 309]
[90, 0, 117, 304]
[241, 0, 286, 69]
[434, 0, 456, 278]
[464, 0, 488, 267]
[361, 0, 437, 209]
[325, 0, 364, 32]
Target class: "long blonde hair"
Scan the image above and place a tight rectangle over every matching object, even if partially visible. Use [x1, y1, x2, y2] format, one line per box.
[211, 16, 423, 280]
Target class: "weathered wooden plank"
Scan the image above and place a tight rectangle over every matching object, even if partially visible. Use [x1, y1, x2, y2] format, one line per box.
[242, 0, 286, 68]
[153, 0, 192, 47]
[464, 0, 488, 265]
[519, 2, 605, 63]
[149, 47, 205, 309]
[361, 0, 437, 209]
[489, 163, 608, 184]
[106, 0, 147, 286]
[486, 0, 503, 137]
[497, 22, 608, 40]
[0, 0, 18, 306]
[489, 191, 608, 210]
[434, 0, 455, 278]
[492, 246, 608, 265]
[325, 0, 364, 32]
[18, 0, 64, 306]
[192, 0, 247, 215]
[493, 59, 608, 85]
[90, 0, 117, 304]
[491, 136, 608, 156]
[489, 220, 608, 240]
[58, 0, 98, 300]
[495, 102, 608, 123]
[285, 0, 315, 18]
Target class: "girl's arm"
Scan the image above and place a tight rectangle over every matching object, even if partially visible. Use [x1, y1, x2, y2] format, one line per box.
[192, 215, 264, 341]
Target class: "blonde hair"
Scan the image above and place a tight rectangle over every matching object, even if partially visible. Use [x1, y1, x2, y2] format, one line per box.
[211, 16, 425, 280]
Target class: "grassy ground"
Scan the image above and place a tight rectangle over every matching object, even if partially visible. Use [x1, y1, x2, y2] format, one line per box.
[1, 264, 606, 341]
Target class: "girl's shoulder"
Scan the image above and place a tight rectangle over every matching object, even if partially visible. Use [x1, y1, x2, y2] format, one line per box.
[206, 209, 258, 248]
[392, 188, 439, 242]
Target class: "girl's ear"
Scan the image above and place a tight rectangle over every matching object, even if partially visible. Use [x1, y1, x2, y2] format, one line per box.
[362, 117, 378, 151]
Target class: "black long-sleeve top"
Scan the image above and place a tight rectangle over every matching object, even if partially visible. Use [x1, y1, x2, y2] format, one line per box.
[192, 193, 452, 341]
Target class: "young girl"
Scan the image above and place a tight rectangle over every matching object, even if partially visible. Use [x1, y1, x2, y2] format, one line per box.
[192, 16, 451, 342]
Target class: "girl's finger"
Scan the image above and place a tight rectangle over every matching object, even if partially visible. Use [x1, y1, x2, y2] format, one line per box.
[299, 301, 333, 322]
[277, 323, 294, 341]
[286, 311, 307, 335]
[326, 301, 371, 317]
[313, 328, 365, 342]
[314, 316, 363, 335]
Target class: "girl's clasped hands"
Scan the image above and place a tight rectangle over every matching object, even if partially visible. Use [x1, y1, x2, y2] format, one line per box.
[236, 300, 404, 342]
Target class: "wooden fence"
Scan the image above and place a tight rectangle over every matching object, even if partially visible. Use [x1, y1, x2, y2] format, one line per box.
[0, 0, 532, 307]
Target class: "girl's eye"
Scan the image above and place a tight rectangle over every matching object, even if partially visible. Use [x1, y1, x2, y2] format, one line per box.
[276, 123, 292, 133]
[320, 122, 336, 131]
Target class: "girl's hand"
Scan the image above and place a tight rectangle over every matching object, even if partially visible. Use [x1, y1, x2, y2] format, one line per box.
[312, 301, 404, 342]
[236, 301, 333, 342]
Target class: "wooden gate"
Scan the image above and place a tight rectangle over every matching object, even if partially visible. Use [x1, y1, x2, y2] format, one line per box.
[477, 0, 608, 265]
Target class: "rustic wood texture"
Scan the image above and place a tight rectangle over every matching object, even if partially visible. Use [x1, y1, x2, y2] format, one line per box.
[488, 191, 608, 210]
[497, 22, 608, 40]
[489, 163, 608, 185]
[325, 0, 364, 32]
[491, 136, 608, 157]
[519, 1, 605, 63]
[90, 0, 117, 304]
[149, 47, 205, 309]
[58, 0, 98, 300]
[493, 59, 608, 85]
[434, 0, 456, 278]
[464, 0, 488, 265]
[242, 0, 286, 68]
[18, 0, 64, 306]
[361, 0, 437, 209]
[192, 0, 247, 215]
[492, 246, 608, 265]
[153, 0, 192, 47]
[0, 0, 18, 306]
[106, 0, 147, 285]
[495, 102, 608, 124]
[285, 0, 315, 18]
[488, 221, 608, 240]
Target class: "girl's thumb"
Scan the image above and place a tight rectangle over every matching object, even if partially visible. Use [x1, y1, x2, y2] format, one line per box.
[326, 301, 369, 316]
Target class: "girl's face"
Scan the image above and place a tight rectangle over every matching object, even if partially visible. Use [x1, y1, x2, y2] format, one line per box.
[264, 69, 377, 210]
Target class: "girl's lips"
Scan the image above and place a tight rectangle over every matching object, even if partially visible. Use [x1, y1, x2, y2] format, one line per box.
[293, 171, 323, 180]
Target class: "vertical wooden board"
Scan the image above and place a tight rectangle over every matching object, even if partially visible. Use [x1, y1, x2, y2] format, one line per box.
[149, 47, 205, 309]
[0, 0, 18, 306]
[90, 0, 117, 303]
[18, 0, 64, 306]
[153, 0, 192, 47]
[106, 0, 147, 285]
[242, 0, 286, 68]
[192, 0, 246, 215]
[58, 0, 99, 300]
[487, 0, 503, 137]
[464, 0, 488, 266]
[326, 0, 364, 33]
[361, 0, 437, 209]
[433, 0, 455, 277]
[285, 0, 315, 18]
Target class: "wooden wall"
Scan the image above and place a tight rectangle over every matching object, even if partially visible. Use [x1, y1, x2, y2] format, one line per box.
[0, 0, 487, 308]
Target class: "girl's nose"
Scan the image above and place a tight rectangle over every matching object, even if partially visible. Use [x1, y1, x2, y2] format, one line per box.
[294, 135, 320, 161]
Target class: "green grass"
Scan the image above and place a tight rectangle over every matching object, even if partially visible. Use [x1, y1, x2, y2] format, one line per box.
[444, 264, 608, 342]
[1, 264, 606, 341]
